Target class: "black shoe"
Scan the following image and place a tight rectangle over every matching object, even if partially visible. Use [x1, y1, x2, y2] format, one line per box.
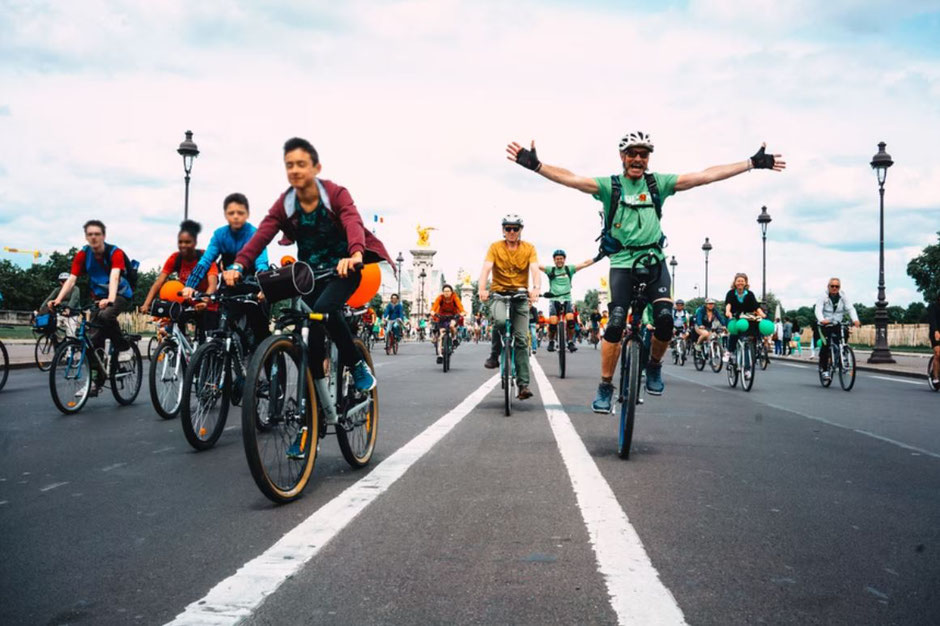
[436, 355, 444, 364]
[484, 357, 498, 369]
[547, 341, 556, 352]
[568, 341, 577, 352]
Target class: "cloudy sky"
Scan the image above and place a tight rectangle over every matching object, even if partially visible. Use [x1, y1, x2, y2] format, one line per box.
[1, 0, 938, 310]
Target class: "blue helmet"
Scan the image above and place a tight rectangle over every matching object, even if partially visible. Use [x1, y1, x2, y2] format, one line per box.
[552, 249, 566, 258]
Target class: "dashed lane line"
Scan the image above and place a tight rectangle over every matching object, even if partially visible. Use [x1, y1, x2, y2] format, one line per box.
[868, 375, 922, 386]
[39, 482, 69, 493]
[166, 373, 501, 626]
[531, 360, 688, 626]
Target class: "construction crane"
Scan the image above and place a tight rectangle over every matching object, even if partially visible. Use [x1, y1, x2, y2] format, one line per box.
[3, 247, 45, 263]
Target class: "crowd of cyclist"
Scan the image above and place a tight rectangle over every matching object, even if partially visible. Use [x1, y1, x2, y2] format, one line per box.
[33, 129, 940, 421]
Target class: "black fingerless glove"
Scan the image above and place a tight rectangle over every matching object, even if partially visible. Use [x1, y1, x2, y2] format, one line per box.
[516, 146, 542, 172]
[750, 146, 775, 169]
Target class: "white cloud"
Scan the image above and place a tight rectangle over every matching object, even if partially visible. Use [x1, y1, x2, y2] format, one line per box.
[0, 0, 938, 312]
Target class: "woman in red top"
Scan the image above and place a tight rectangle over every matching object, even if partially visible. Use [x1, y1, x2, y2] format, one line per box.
[431, 284, 465, 364]
[140, 220, 219, 330]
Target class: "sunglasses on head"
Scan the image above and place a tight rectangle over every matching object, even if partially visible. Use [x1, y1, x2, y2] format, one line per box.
[625, 149, 650, 158]
[503, 226, 520, 232]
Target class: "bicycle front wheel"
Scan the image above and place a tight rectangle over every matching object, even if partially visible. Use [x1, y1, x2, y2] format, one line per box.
[35, 334, 57, 372]
[693, 344, 706, 371]
[149, 340, 185, 419]
[839, 344, 856, 391]
[180, 341, 230, 451]
[741, 341, 756, 392]
[147, 335, 158, 360]
[49, 340, 90, 414]
[819, 349, 834, 388]
[759, 345, 770, 370]
[558, 322, 566, 379]
[336, 338, 379, 467]
[442, 332, 451, 373]
[618, 339, 641, 459]
[928, 357, 939, 392]
[727, 350, 739, 388]
[110, 341, 142, 405]
[503, 342, 513, 416]
[242, 335, 317, 504]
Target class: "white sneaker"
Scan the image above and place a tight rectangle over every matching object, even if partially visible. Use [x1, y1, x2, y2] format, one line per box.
[722, 352, 731, 363]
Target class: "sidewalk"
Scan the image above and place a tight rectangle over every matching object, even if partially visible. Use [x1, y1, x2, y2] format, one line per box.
[2, 338, 149, 371]
[770, 346, 930, 379]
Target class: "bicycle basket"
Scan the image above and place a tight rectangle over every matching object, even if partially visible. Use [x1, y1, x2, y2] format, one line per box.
[257, 261, 315, 303]
[150, 299, 182, 321]
[33, 312, 55, 331]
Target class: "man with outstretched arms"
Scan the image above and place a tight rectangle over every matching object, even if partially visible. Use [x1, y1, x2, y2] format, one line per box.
[52, 220, 133, 394]
[478, 214, 540, 401]
[506, 132, 785, 412]
[539, 249, 595, 353]
[814, 277, 860, 383]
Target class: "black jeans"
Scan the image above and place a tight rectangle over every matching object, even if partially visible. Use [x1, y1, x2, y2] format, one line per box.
[301, 272, 362, 377]
[89, 296, 131, 351]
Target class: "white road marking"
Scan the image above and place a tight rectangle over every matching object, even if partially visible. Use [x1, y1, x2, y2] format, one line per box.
[101, 463, 126, 472]
[776, 362, 807, 369]
[531, 360, 687, 626]
[152, 447, 175, 454]
[39, 482, 69, 492]
[666, 369, 940, 460]
[868, 375, 923, 386]
[0, 500, 8, 506]
[166, 373, 501, 626]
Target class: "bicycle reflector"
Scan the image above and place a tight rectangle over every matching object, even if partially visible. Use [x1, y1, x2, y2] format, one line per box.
[280, 255, 296, 266]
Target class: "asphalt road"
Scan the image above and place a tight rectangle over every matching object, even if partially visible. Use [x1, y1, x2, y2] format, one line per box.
[1, 339, 938, 625]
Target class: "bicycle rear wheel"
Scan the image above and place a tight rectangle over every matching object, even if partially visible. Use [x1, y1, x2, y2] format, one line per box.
[243, 335, 317, 504]
[727, 348, 739, 388]
[618, 339, 641, 459]
[110, 341, 142, 405]
[0, 340, 9, 391]
[693, 343, 706, 371]
[180, 341, 230, 450]
[336, 339, 379, 467]
[35, 334, 57, 372]
[149, 340, 185, 419]
[558, 322, 566, 379]
[839, 344, 856, 391]
[759, 344, 770, 370]
[49, 340, 90, 414]
[741, 341, 756, 392]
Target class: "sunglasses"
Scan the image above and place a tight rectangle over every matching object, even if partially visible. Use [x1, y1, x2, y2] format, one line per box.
[625, 149, 650, 158]
[503, 226, 520, 233]
[829, 285, 840, 289]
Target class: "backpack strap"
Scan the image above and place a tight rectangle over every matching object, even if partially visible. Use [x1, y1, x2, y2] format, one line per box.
[565, 265, 572, 279]
[606, 174, 622, 230]
[644, 172, 662, 220]
[172, 249, 204, 278]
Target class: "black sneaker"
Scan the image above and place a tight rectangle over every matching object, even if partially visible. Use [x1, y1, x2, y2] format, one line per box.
[547, 340, 555, 352]
[436, 355, 444, 364]
[484, 356, 498, 369]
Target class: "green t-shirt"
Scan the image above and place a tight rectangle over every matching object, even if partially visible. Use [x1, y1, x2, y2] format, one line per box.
[296, 198, 349, 270]
[543, 264, 576, 302]
[591, 172, 677, 268]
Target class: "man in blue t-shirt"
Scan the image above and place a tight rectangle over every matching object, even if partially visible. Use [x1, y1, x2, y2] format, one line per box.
[383, 293, 405, 341]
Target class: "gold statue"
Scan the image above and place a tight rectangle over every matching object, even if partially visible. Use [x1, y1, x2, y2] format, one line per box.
[416, 224, 437, 248]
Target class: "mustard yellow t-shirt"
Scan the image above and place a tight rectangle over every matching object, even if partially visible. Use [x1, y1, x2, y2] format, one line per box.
[485, 240, 537, 292]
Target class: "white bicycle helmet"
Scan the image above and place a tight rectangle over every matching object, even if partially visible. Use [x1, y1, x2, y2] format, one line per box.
[57, 272, 70, 281]
[618, 131, 654, 153]
[501, 214, 524, 227]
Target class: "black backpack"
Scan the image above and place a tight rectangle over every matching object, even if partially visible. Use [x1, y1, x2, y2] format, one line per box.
[595, 173, 663, 260]
[547, 265, 573, 280]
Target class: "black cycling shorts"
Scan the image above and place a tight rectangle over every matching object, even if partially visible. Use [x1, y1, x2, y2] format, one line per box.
[608, 265, 672, 313]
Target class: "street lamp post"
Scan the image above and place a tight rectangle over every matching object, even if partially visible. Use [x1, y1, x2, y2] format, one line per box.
[701, 237, 712, 299]
[757, 206, 772, 303]
[868, 142, 895, 364]
[177, 130, 200, 221]
[418, 269, 427, 318]
[669, 256, 677, 299]
[395, 252, 404, 296]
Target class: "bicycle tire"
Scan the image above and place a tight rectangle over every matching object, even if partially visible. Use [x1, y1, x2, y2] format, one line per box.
[741, 341, 756, 392]
[503, 340, 512, 416]
[693, 344, 706, 371]
[710, 341, 723, 373]
[0, 339, 9, 391]
[149, 340, 185, 419]
[618, 339, 641, 459]
[110, 341, 142, 405]
[759, 344, 770, 370]
[35, 334, 57, 372]
[558, 321, 566, 379]
[180, 340, 230, 451]
[49, 339, 90, 414]
[443, 332, 451, 373]
[928, 357, 939, 392]
[392, 334, 398, 355]
[839, 344, 856, 391]
[147, 335, 159, 360]
[242, 335, 317, 504]
[727, 348, 739, 388]
[336, 338, 379, 467]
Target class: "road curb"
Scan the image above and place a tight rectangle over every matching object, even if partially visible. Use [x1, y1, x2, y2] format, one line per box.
[769, 355, 926, 381]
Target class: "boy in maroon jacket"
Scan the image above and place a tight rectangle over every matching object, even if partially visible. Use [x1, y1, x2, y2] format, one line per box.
[224, 138, 392, 392]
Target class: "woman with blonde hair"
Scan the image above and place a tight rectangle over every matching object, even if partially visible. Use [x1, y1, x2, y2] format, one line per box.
[723, 272, 764, 362]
